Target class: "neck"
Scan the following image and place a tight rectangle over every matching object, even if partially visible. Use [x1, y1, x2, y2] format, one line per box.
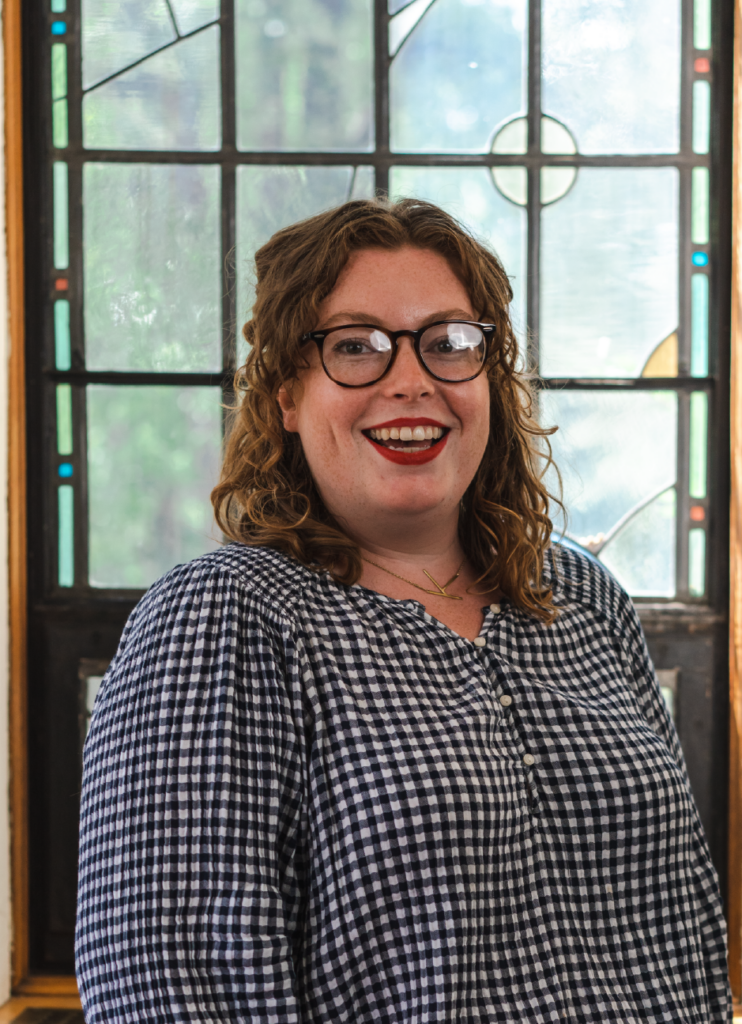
[341, 509, 464, 575]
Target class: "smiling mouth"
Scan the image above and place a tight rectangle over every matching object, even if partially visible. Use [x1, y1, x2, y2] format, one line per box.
[363, 425, 448, 452]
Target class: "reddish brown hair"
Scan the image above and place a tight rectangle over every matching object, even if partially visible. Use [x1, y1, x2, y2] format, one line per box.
[212, 197, 561, 621]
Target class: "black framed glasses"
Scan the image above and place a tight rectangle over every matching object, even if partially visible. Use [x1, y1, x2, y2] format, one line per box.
[300, 320, 496, 388]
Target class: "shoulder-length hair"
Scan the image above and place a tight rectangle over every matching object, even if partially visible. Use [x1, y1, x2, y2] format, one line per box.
[212, 197, 561, 621]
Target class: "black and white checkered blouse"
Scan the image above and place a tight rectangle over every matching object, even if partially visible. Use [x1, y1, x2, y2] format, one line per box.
[75, 542, 731, 1023]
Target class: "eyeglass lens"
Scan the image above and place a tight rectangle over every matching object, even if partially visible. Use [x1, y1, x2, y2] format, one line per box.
[321, 322, 486, 385]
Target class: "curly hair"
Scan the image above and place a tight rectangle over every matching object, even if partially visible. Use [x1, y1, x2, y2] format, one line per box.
[212, 197, 562, 621]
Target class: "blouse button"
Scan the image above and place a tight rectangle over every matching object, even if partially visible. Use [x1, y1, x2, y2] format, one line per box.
[489, 603, 501, 613]
[522, 753, 535, 767]
[473, 636, 487, 647]
[499, 694, 513, 707]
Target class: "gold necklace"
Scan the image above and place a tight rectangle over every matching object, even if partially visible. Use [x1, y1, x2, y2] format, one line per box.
[362, 557, 466, 601]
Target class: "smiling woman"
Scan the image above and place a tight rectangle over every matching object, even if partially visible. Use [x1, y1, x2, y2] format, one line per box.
[76, 198, 731, 1023]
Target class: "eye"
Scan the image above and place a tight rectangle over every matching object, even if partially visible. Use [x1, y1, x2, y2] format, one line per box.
[333, 338, 374, 356]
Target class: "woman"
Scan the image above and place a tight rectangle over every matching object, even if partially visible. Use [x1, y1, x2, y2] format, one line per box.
[76, 199, 731, 1022]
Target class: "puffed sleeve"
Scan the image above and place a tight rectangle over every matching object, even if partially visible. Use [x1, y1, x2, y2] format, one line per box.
[75, 557, 307, 1023]
[610, 582, 732, 1024]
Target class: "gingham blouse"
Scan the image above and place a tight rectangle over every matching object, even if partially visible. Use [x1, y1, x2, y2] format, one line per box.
[75, 542, 731, 1023]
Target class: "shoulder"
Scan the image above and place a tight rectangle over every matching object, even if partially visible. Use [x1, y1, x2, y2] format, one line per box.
[545, 540, 635, 629]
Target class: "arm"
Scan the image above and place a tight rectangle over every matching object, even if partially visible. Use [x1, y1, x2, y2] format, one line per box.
[76, 559, 306, 1023]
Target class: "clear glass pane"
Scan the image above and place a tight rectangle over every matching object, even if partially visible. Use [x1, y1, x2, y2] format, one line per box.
[599, 488, 676, 598]
[83, 27, 221, 151]
[689, 528, 706, 596]
[54, 300, 71, 370]
[53, 162, 69, 270]
[58, 485, 74, 588]
[236, 165, 356, 329]
[692, 80, 711, 154]
[169, 0, 219, 33]
[543, 389, 678, 593]
[540, 168, 679, 378]
[235, 0, 373, 153]
[87, 385, 221, 588]
[84, 163, 221, 372]
[691, 273, 709, 377]
[691, 166, 710, 245]
[56, 384, 73, 454]
[390, 0, 527, 153]
[689, 391, 708, 499]
[542, 0, 681, 154]
[351, 165, 376, 200]
[81, 0, 175, 89]
[694, 0, 711, 49]
[389, 167, 527, 337]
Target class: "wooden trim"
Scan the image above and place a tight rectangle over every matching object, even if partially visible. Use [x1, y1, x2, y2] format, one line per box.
[4, 0, 29, 992]
[12, 977, 79, 997]
[729, 0, 742, 1002]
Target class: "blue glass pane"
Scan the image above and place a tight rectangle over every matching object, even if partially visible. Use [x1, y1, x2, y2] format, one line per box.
[81, 0, 175, 90]
[692, 251, 709, 266]
[389, 166, 526, 338]
[58, 485, 74, 587]
[542, 0, 681, 154]
[87, 385, 221, 588]
[236, 165, 356, 330]
[169, 0, 219, 33]
[390, 0, 526, 153]
[58, 463, 73, 478]
[84, 163, 221, 371]
[51, 21, 67, 34]
[540, 168, 678, 377]
[599, 488, 676, 598]
[691, 273, 709, 377]
[83, 27, 221, 151]
[236, 0, 373, 153]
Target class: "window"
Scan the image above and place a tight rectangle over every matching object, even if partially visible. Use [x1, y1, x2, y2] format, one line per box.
[19, 0, 732, 982]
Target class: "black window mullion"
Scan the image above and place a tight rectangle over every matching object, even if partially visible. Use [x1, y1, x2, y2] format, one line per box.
[526, 0, 541, 373]
[375, 0, 389, 194]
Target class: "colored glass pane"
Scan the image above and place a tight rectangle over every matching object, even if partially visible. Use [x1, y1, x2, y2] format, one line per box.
[390, 166, 526, 336]
[87, 385, 221, 588]
[52, 100, 68, 149]
[51, 21, 67, 34]
[689, 528, 706, 596]
[390, 0, 526, 153]
[56, 383, 73, 455]
[58, 485, 74, 587]
[691, 166, 709, 245]
[51, 43, 67, 100]
[235, 0, 373, 153]
[83, 27, 221, 151]
[542, 389, 678, 597]
[692, 251, 709, 266]
[168, 0, 220, 34]
[692, 80, 711, 154]
[694, 0, 711, 49]
[542, 0, 680, 155]
[53, 161, 69, 269]
[81, 0, 175, 90]
[691, 274, 709, 377]
[84, 163, 221, 371]
[51, 0, 67, 11]
[58, 463, 73, 478]
[689, 391, 708, 499]
[540, 168, 678, 377]
[54, 299, 71, 370]
[599, 488, 676, 598]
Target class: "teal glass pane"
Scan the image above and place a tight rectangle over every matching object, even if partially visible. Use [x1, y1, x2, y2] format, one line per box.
[542, 0, 680, 155]
[390, 0, 526, 153]
[694, 0, 711, 49]
[599, 488, 676, 598]
[81, 0, 175, 90]
[691, 273, 709, 377]
[689, 528, 706, 597]
[689, 391, 708, 499]
[84, 163, 221, 371]
[541, 168, 678, 377]
[56, 383, 73, 455]
[542, 390, 678, 596]
[83, 27, 221, 151]
[87, 385, 221, 588]
[169, 0, 219, 33]
[691, 166, 710, 245]
[692, 80, 711, 155]
[389, 166, 526, 337]
[51, 0, 67, 11]
[51, 42, 67, 99]
[236, 165, 356, 330]
[235, 0, 373, 153]
[53, 161, 69, 270]
[52, 100, 69, 149]
[54, 299, 71, 370]
[58, 485, 74, 587]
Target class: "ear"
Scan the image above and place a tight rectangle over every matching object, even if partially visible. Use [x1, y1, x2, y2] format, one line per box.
[277, 383, 300, 433]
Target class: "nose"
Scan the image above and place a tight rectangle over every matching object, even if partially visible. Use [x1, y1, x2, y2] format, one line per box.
[380, 336, 433, 399]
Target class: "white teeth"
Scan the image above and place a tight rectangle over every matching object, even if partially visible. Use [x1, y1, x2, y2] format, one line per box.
[367, 425, 446, 443]
[424, 426, 433, 439]
[412, 426, 426, 441]
[389, 427, 400, 440]
[399, 426, 413, 441]
[381, 428, 390, 440]
[434, 427, 443, 439]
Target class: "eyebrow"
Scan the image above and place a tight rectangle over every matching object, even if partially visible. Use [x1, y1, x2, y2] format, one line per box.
[319, 308, 476, 329]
